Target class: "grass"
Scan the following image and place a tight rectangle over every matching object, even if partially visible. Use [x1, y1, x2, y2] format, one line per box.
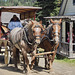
[55, 58, 75, 66]
[37, 48, 75, 65]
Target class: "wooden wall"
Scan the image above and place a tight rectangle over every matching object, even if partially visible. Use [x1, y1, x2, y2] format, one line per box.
[64, 0, 75, 15]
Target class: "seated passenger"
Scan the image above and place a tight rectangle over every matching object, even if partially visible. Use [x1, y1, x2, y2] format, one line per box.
[8, 15, 23, 31]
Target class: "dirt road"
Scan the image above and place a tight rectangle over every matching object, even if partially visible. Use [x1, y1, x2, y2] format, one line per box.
[0, 56, 75, 75]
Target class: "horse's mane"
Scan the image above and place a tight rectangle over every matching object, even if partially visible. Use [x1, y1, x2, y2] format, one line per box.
[46, 24, 53, 39]
[9, 20, 39, 44]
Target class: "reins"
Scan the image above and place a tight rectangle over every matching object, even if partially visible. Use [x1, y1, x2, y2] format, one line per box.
[23, 28, 33, 45]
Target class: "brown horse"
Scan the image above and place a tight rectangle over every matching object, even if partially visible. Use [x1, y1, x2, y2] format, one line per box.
[9, 20, 44, 73]
[39, 19, 62, 71]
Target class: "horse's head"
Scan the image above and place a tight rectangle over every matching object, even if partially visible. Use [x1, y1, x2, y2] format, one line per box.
[50, 19, 62, 44]
[28, 20, 44, 45]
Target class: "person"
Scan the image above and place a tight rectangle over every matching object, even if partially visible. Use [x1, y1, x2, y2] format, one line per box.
[67, 29, 74, 43]
[8, 15, 23, 31]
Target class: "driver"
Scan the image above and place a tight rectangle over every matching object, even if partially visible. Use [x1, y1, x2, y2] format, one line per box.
[8, 15, 23, 31]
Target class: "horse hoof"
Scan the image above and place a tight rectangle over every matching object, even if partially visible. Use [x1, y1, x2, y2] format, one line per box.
[23, 70, 26, 74]
[30, 66, 33, 70]
[23, 69, 31, 74]
[4, 64, 8, 67]
[48, 69, 54, 73]
[24, 71, 31, 75]
[26, 72, 32, 75]
[49, 71, 55, 75]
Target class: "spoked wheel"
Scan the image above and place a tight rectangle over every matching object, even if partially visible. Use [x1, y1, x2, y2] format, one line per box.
[4, 46, 11, 66]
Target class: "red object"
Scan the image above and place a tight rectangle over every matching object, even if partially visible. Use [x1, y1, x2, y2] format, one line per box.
[67, 32, 74, 43]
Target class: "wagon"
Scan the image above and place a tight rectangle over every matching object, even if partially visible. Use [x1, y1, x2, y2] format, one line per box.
[0, 6, 42, 65]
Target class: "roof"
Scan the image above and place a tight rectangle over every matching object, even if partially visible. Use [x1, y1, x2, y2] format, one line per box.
[59, 0, 68, 16]
[0, 6, 42, 13]
[0, 6, 42, 20]
[44, 16, 75, 21]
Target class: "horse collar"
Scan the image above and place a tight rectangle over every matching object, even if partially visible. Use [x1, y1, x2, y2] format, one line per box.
[23, 28, 33, 45]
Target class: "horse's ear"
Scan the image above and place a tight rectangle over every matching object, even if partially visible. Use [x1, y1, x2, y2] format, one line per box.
[39, 20, 42, 24]
[50, 19, 55, 24]
[59, 19, 62, 24]
[31, 20, 34, 25]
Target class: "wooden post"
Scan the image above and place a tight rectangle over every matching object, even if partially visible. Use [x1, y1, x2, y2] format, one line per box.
[69, 21, 73, 58]
[34, 12, 36, 21]
[0, 10, 1, 39]
[62, 21, 66, 42]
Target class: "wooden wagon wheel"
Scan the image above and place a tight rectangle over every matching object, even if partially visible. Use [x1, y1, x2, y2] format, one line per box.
[4, 40, 10, 65]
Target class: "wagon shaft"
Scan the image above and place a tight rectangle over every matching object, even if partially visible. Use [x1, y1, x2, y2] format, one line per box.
[35, 51, 55, 56]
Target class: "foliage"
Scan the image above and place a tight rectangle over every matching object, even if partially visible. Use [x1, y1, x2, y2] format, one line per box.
[0, 0, 62, 24]
[0, 0, 37, 6]
[34, 0, 62, 24]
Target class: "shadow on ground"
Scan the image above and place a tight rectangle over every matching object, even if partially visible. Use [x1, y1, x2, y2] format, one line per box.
[0, 55, 50, 74]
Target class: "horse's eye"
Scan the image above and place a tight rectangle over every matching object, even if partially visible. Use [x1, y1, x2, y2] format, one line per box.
[33, 31, 35, 33]
[41, 29, 43, 33]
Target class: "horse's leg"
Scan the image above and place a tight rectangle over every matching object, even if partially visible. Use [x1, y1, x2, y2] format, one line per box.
[16, 48, 20, 63]
[21, 48, 30, 73]
[30, 50, 36, 69]
[51, 45, 59, 65]
[51, 51, 56, 65]
[13, 47, 18, 69]
[48, 54, 52, 70]
[45, 54, 48, 69]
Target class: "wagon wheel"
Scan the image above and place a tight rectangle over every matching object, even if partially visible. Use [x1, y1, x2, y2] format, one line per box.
[4, 41, 10, 65]
[35, 48, 39, 66]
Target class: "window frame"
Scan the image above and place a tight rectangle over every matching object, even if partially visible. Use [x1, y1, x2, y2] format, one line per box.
[73, 0, 75, 5]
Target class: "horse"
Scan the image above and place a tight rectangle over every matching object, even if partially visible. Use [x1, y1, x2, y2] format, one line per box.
[9, 20, 44, 73]
[39, 19, 62, 71]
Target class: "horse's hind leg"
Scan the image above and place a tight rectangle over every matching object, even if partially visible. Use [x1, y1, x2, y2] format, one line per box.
[16, 48, 20, 63]
[13, 47, 18, 69]
[45, 55, 48, 69]
[47, 55, 51, 69]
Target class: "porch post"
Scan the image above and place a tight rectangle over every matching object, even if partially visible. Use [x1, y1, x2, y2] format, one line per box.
[0, 10, 1, 38]
[69, 21, 73, 58]
[34, 12, 36, 21]
[62, 21, 66, 42]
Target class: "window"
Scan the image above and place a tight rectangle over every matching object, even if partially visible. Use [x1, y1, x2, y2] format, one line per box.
[73, 0, 75, 5]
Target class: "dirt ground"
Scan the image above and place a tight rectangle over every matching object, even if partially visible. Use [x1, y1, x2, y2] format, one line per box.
[0, 55, 75, 75]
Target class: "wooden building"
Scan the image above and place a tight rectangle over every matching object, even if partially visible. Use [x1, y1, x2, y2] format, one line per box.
[58, 0, 75, 58]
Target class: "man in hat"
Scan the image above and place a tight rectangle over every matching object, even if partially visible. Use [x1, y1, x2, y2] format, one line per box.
[8, 15, 23, 31]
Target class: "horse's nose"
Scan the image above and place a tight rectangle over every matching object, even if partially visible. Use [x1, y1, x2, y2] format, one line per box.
[54, 38, 59, 44]
[35, 37, 41, 44]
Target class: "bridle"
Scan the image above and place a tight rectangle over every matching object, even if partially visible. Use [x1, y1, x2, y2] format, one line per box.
[23, 24, 44, 45]
[51, 24, 60, 37]
[32, 25, 44, 39]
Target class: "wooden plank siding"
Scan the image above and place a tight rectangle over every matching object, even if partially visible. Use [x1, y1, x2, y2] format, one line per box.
[0, 6, 42, 13]
[63, 0, 75, 15]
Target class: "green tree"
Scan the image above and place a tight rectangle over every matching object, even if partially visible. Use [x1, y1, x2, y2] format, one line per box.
[34, 0, 62, 24]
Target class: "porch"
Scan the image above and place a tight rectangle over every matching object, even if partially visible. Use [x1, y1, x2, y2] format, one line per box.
[44, 16, 75, 58]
